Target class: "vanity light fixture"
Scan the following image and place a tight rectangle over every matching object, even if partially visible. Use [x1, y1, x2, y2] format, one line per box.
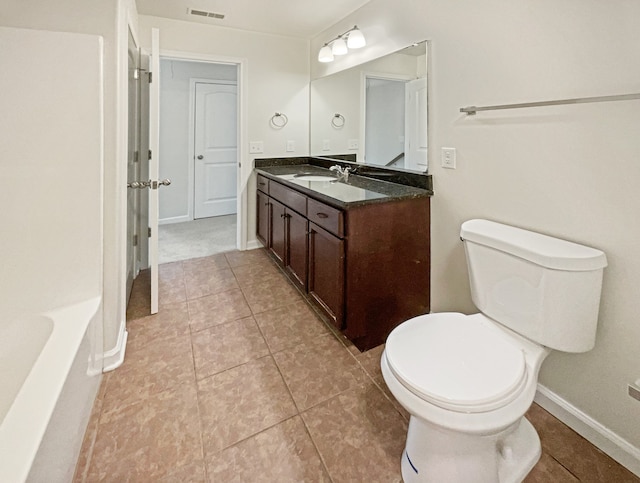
[317, 25, 366, 63]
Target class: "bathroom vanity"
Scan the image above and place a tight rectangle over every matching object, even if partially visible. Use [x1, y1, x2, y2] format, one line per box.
[254, 157, 432, 351]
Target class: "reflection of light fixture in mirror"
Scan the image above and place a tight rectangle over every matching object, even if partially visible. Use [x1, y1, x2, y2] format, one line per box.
[332, 37, 348, 55]
[318, 25, 366, 63]
[347, 27, 366, 49]
[318, 44, 334, 63]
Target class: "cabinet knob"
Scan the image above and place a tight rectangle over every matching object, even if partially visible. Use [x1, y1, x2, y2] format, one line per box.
[316, 212, 329, 219]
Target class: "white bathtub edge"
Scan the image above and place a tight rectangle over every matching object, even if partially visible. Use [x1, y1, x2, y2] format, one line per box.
[0, 297, 101, 483]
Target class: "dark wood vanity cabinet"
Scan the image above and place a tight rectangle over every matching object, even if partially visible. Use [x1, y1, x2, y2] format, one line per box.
[256, 189, 270, 248]
[256, 173, 430, 351]
[308, 222, 345, 329]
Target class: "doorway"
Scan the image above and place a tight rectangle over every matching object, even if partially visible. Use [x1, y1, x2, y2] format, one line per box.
[158, 58, 239, 263]
[364, 77, 407, 168]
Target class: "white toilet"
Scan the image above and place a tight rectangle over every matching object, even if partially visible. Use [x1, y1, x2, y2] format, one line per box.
[381, 219, 607, 483]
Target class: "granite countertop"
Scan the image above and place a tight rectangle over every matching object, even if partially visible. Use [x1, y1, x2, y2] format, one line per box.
[255, 164, 432, 209]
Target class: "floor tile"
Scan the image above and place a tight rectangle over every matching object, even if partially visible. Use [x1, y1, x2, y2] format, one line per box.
[355, 343, 385, 379]
[184, 266, 239, 300]
[525, 452, 579, 482]
[159, 277, 187, 307]
[87, 382, 203, 482]
[526, 404, 640, 482]
[101, 334, 195, 413]
[126, 270, 151, 320]
[191, 316, 269, 379]
[187, 288, 252, 333]
[126, 301, 190, 353]
[206, 416, 331, 483]
[182, 253, 230, 276]
[224, 248, 270, 268]
[254, 300, 331, 353]
[197, 356, 297, 456]
[231, 257, 284, 289]
[302, 381, 408, 483]
[159, 261, 185, 278]
[273, 333, 368, 411]
[240, 275, 303, 315]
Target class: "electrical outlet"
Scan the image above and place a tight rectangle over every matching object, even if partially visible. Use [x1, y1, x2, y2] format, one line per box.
[441, 147, 457, 169]
[348, 139, 359, 150]
[286, 140, 295, 152]
[249, 141, 264, 154]
[322, 139, 331, 151]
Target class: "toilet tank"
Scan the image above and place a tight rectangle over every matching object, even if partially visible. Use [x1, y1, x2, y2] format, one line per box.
[460, 219, 607, 352]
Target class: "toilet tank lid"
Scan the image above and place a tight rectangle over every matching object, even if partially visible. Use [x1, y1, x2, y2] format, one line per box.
[460, 219, 607, 271]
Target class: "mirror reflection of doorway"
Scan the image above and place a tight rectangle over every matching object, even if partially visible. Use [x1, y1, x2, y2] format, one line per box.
[364, 77, 406, 168]
[364, 74, 428, 171]
[158, 59, 239, 263]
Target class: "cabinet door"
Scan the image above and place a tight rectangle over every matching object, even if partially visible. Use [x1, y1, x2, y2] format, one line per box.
[308, 222, 345, 329]
[286, 209, 308, 290]
[256, 190, 270, 248]
[270, 199, 286, 264]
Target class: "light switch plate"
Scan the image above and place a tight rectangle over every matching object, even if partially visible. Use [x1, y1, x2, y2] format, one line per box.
[286, 140, 295, 152]
[322, 139, 331, 151]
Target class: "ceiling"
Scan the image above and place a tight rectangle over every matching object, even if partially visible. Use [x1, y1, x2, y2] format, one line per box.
[135, 0, 372, 39]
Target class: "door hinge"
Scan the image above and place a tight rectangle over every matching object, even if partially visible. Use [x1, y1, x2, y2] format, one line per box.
[148, 72, 153, 83]
[134, 150, 139, 163]
[133, 234, 138, 246]
[148, 227, 152, 238]
[133, 68, 140, 80]
[148, 149, 152, 160]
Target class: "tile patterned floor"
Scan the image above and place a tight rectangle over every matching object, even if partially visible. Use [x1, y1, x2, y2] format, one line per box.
[74, 249, 639, 482]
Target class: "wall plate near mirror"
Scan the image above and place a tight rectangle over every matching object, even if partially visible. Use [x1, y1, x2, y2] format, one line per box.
[310, 41, 429, 172]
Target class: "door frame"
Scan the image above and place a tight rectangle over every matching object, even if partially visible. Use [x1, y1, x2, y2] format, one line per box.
[160, 50, 248, 250]
[360, 71, 413, 166]
[188, 78, 238, 222]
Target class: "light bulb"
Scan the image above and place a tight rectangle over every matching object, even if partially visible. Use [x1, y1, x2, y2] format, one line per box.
[347, 28, 366, 49]
[331, 37, 348, 56]
[318, 45, 334, 63]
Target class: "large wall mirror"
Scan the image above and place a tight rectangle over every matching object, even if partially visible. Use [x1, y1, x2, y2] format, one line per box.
[310, 41, 429, 172]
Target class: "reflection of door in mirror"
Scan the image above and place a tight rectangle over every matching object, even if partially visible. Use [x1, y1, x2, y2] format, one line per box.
[405, 77, 428, 171]
[365, 77, 406, 167]
[310, 41, 428, 172]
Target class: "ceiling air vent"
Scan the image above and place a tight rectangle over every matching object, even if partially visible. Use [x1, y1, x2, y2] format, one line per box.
[188, 8, 225, 19]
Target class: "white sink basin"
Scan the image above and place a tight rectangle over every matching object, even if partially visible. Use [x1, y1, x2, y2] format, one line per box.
[293, 174, 336, 182]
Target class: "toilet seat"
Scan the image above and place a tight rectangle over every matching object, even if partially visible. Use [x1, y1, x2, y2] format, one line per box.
[385, 313, 528, 413]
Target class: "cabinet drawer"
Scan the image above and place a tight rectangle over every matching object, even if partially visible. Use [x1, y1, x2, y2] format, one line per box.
[269, 181, 307, 215]
[256, 174, 269, 194]
[307, 198, 344, 238]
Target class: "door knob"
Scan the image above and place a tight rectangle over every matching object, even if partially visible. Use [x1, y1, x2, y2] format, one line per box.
[197, 155, 204, 159]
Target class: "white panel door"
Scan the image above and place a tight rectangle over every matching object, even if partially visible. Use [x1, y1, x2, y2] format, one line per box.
[194, 82, 238, 219]
[149, 28, 160, 314]
[404, 77, 428, 171]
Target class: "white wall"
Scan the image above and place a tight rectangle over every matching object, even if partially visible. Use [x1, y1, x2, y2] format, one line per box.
[138, 15, 310, 246]
[313, 0, 640, 469]
[159, 59, 237, 222]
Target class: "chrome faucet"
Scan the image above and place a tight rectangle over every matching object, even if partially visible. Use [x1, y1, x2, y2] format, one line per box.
[329, 164, 353, 180]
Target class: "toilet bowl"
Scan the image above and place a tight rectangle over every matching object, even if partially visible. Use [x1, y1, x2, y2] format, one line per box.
[382, 219, 607, 483]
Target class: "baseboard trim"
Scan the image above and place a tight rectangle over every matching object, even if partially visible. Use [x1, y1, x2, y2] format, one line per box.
[535, 384, 640, 476]
[100, 319, 128, 373]
[246, 239, 264, 250]
[159, 215, 191, 225]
